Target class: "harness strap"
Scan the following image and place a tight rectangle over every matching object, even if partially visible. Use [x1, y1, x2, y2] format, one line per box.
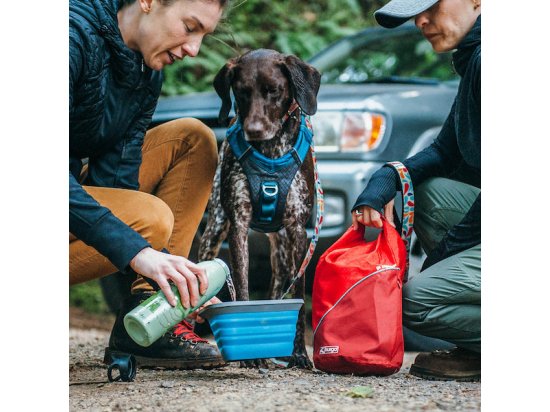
[224, 107, 324, 298]
[259, 181, 279, 223]
[226, 114, 314, 232]
[385, 161, 414, 281]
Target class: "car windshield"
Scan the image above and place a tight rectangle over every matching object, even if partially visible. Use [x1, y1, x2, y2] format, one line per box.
[310, 26, 457, 84]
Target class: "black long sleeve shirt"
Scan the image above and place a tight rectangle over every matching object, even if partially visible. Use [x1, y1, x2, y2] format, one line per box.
[352, 16, 481, 269]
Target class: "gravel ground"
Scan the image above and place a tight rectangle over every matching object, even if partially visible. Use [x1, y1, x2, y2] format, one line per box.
[69, 309, 481, 412]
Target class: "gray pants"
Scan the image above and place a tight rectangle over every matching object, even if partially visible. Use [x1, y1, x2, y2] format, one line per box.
[403, 178, 481, 353]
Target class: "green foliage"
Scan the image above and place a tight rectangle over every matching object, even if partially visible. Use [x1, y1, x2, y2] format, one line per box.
[70, 279, 111, 314]
[320, 29, 455, 84]
[161, 0, 377, 96]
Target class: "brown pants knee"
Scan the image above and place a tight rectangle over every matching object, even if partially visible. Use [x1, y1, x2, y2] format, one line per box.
[69, 118, 218, 291]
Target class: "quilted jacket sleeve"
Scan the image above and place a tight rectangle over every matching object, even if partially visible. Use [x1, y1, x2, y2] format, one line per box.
[69, 170, 151, 271]
[69, 24, 150, 272]
[85, 96, 158, 190]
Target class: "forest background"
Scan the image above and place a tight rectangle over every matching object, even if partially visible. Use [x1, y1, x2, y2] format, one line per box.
[161, 0, 386, 95]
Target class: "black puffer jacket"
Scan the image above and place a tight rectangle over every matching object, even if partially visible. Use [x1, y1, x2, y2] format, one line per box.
[69, 0, 163, 272]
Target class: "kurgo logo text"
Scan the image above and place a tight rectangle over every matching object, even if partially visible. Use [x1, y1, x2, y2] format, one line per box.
[319, 346, 339, 354]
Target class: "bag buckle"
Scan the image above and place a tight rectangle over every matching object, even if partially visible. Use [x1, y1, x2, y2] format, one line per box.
[107, 353, 137, 382]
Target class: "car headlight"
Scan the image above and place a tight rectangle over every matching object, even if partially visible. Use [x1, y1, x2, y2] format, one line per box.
[323, 194, 346, 227]
[310, 192, 345, 228]
[312, 111, 386, 153]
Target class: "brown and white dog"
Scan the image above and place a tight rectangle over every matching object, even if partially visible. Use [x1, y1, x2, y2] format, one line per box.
[198, 49, 321, 368]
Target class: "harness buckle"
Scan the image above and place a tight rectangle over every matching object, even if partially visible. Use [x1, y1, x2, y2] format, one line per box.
[259, 181, 279, 222]
[262, 183, 279, 197]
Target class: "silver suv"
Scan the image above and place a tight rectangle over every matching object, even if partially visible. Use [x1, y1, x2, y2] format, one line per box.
[101, 22, 458, 304]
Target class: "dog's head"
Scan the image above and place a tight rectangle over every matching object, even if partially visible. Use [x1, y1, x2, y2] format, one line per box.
[213, 49, 321, 141]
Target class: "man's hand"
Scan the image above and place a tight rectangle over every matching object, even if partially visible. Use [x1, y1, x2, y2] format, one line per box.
[352, 199, 395, 230]
[129, 248, 209, 308]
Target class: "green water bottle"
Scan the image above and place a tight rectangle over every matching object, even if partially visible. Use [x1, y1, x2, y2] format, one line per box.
[123, 258, 230, 347]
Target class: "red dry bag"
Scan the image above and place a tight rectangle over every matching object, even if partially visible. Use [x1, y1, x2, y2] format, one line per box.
[311, 161, 414, 375]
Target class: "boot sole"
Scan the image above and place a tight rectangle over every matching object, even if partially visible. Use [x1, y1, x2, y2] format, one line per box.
[104, 348, 227, 370]
[409, 364, 481, 382]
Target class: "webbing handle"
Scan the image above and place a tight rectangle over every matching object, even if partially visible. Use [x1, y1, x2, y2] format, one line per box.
[385, 161, 414, 280]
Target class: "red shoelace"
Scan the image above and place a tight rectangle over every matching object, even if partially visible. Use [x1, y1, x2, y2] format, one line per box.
[172, 320, 208, 343]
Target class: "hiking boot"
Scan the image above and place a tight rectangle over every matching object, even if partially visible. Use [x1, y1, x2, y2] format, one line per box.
[104, 291, 226, 369]
[409, 347, 481, 382]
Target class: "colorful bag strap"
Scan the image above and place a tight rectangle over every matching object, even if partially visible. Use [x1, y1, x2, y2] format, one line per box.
[385, 161, 414, 280]
[280, 125, 324, 299]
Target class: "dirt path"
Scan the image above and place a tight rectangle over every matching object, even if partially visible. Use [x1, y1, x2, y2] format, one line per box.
[69, 309, 480, 411]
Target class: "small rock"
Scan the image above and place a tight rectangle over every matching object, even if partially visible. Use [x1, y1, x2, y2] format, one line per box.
[160, 381, 175, 388]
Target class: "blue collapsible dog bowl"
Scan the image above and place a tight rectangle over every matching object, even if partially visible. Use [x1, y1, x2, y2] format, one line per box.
[199, 299, 304, 361]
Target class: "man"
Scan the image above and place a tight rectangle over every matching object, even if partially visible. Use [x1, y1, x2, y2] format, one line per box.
[352, 0, 481, 381]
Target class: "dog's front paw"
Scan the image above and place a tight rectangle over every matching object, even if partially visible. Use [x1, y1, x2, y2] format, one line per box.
[287, 353, 313, 369]
[239, 359, 269, 369]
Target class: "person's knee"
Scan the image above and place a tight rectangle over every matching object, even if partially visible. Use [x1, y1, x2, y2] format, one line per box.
[401, 277, 433, 328]
[414, 177, 467, 250]
[415, 177, 442, 211]
[184, 118, 218, 167]
[169, 118, 218, 174]
[134, 193, 174, 249]
[402, 294, 423, 328]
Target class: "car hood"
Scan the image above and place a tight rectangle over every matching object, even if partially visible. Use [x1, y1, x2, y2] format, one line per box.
[316, 83, 454, 109]
[154, 92, 223, 123]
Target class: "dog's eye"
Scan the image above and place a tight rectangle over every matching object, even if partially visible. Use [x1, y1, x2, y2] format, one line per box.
[265, 87, 278, 95]
[236, 87, 252, 96]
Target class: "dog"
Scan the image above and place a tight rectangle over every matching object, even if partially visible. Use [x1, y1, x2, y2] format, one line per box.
[198, 49, 321, 369]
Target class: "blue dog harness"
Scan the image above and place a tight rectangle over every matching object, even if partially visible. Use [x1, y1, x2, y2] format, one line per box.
[226, 113, 314, 233]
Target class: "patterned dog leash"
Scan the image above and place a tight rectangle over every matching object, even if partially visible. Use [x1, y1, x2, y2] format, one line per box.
[280, 116, 324, 299]
[385, 161, 414, 281]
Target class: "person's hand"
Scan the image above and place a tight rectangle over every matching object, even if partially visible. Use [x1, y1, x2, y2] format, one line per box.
[189, 296, 222, 324]
[352, 199, 395, 230]
[129, 248, 208, 308]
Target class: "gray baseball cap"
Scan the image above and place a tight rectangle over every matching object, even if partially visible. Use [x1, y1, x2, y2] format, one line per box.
[374, 0, 439, 28]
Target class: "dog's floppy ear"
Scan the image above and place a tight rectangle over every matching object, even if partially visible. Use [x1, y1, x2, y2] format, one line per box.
[213, 59, 236, 126]
[282, 55, 321, 116]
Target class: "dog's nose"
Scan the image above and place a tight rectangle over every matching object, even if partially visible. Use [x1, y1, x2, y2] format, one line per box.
[244, 121, 265, 141]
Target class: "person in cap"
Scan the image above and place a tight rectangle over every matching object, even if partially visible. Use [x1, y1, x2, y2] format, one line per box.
[352, 0, 481, 381]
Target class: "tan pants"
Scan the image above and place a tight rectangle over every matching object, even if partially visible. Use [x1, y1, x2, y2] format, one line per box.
[69, 118, 218, 291]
